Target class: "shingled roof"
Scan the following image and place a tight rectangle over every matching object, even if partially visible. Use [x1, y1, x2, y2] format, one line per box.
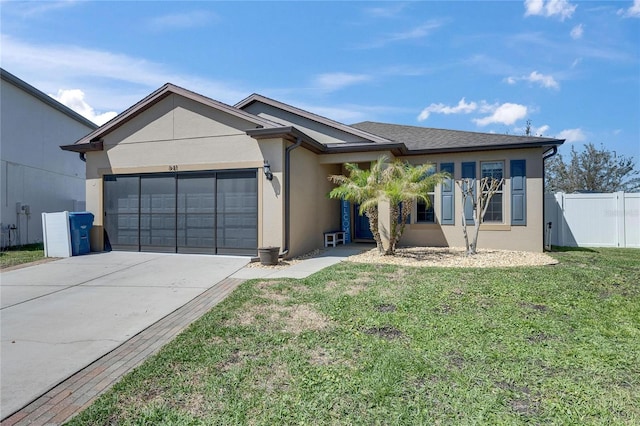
[351, 121, 563, 154]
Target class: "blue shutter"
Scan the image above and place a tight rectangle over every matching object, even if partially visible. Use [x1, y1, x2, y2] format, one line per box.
[440, 163, 454, 225]
[510, 160, 526, 226]
[461, 162, 476, 224]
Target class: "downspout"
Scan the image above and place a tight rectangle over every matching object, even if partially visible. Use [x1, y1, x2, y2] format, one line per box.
[281, 136, 303, 257]
[79, 153, 86, 162]
[542, 146, 558, 251]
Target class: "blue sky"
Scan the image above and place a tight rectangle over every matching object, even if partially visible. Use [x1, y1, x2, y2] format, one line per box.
[2, 0, 639, 161]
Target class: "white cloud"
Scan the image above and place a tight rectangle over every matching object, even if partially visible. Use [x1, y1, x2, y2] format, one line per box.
[147, 11, 216, 31]
[524, 0, 544, 16]
[505, 71, 559, 89]
[556, 128, 586, 142]
[50, 89, 118, 125]
[570, 23, 584, 39]
[514, 123, 550, 136]
[313, 72, 372, 92]
[473, 103, 528, 126]
[0, 35, 248, 111]
[524, 0, 577, 20]
[364, 3, 407, 18]
[417, 98, 478, 121]
[526, 71, 560, 89]
[391, 21, 442, 42]
[536, 124, 551, 136]
[358, 19, 445, 48]
[618, 0, 640, 17]
[1, 0, 78, 17]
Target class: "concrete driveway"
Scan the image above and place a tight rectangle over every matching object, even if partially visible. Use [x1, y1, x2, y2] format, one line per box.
[0, 252, 249, 419]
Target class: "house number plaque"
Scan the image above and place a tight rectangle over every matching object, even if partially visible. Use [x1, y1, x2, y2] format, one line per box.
[168, 165, 178, 171]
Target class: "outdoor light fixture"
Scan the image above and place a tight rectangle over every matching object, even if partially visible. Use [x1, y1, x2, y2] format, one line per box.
[263, 160, 273, 181]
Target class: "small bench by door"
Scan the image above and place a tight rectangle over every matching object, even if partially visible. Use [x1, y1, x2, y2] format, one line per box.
[324, 231, 346, 247]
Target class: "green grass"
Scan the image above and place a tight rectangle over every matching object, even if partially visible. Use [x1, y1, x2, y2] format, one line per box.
[0, 243, 45, 269]
[68, 248, 640, 425]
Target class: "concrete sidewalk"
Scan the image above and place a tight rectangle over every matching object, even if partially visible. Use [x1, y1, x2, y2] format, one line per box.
[231, 244, 370, 279]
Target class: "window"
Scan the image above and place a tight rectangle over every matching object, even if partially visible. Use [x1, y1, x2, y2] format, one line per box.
[416, 165, 436, 223]
[481, 161, 504, 222]
[416, 194, 435, 223]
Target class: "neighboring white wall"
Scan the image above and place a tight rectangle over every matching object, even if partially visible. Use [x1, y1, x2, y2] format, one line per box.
[544, 192, 640, 248]
[0, 75, 94, 247]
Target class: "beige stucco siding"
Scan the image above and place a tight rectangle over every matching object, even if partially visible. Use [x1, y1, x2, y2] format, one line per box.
[84, 94, 288, 252]
[398, 148, 545, 252]
[258, 138, 286, 250]
[288, 146, 341, 256]
[242, 102, 370, 145]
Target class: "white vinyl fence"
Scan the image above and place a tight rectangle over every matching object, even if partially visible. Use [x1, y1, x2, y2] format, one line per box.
[544, 192, 640, 248]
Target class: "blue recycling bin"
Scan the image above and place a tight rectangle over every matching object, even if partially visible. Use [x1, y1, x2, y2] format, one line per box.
[69, 212, 94, 256]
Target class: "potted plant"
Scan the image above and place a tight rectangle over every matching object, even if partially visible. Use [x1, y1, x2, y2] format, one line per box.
[258, 246, 280, 265]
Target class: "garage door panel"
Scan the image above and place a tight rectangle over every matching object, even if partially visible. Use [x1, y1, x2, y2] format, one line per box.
[105, 171, 256, 255]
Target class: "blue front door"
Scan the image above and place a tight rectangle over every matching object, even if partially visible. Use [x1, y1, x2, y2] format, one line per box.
[353, 204, 374, 240]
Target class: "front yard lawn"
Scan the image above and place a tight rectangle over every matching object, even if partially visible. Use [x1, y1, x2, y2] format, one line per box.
[69, 248, 639, 425]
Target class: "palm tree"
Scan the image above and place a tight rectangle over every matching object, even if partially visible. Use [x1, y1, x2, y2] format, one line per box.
[329, 157, 447, 256]
[328, 157, 386, 253]
[382, 161, 446, 255]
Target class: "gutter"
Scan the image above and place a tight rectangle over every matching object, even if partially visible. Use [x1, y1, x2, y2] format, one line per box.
[280, 136, 303, 257]
[542, 146, 559, 251]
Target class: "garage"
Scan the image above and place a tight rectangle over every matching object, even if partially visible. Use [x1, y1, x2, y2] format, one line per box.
[104, 170, 257, 255]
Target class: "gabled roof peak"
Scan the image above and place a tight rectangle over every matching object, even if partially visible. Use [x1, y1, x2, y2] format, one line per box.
[235, 93, 394, 144]
[62, 83, 282, 152]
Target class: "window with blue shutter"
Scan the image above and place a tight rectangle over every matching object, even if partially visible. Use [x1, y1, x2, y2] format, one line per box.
[461, 162, 476, 224]
[440, 163, 454, 225]
[510, 159, 526, 225]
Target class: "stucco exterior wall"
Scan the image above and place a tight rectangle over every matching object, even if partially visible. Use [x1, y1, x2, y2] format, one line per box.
[288, 146, 341, 257]
[241, 102, 371, 145]
[0, 77, 93, 246]
[397, 148, 545, 252]
[84, 94, 286, 252]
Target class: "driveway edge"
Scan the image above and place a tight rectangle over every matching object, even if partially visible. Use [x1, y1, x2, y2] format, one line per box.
[1, 277, 245, 426]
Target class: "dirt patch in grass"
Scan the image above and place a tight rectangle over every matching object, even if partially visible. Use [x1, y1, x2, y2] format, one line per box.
[344, 284, 367, 296]
[256, 281, 290, 303]
[363, 325, 404, 340]
[284, 304, 330, 334]
[520, 302, 548, 312]
[377, 303, 397, 312]
[231, 301, 330, 335]
[353, 271, 376, 284]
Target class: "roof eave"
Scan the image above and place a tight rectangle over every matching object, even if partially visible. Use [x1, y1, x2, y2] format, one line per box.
[246, 126, 327, 154]
[60, 139, 104, 153]
[402, 140, 565, 155]
[325, 143, 408, 156]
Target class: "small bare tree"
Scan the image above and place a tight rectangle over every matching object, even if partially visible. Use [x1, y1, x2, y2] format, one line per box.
[456, 177, 505, 255]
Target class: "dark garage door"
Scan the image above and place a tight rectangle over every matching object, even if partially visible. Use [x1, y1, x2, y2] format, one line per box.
[104, 170, 257, 255]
